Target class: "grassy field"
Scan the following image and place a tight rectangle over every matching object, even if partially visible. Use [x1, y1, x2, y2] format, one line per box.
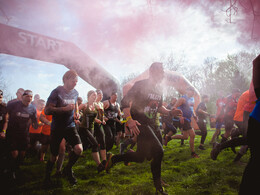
[4, 130, 248, 195]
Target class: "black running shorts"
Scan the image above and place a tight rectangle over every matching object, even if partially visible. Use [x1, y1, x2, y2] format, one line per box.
[180, 119, 192, 131]
[7, 134, 29, 151]
[50, 127, 82, 156]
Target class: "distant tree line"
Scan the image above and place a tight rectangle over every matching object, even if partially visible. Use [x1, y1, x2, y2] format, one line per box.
[121, 50, 259, 115]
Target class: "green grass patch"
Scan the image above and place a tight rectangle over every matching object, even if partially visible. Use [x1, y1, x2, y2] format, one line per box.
[4, 130, 248, 195]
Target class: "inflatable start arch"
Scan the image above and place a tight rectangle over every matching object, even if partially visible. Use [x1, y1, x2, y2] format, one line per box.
[0, 23, 121, 100]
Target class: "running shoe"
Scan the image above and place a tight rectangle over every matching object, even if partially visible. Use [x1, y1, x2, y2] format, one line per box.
[198, 145, 206, 150]
[62, 167, 77, 185]
[211, 143, 221, 160]
[156, 187, 168, 195]
[101, 160, 107, 167]
[97, 163, 105, 173]
[191, 152, 199, 158]
[154, 178, 168, 195]
[124, 161, 131, 166]
[161, 178, 170, 187]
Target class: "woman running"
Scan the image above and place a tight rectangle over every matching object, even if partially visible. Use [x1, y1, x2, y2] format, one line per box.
[79, 90, 105, 173]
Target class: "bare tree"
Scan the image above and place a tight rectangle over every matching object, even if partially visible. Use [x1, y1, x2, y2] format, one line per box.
[120, 72, 139, 88]
[0, 66, 11, 103]
[160, 52, 188, 102]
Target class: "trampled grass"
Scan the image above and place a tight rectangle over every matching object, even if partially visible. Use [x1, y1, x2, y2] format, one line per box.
[3, 130, 248, 195]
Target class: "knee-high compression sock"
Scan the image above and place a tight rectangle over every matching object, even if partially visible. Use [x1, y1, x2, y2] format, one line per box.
[66, 151, 79, 170]
[10, 157, 19, 172]
[45, 160, 55, 180]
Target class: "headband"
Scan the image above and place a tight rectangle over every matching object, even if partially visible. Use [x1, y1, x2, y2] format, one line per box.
[23, 91, 33, 96]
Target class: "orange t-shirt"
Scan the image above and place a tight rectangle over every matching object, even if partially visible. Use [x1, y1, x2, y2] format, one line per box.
[41, 109, 52, 136]
[233, 90, 249, 122]
[29, 109, 43, 134]
[244, 81, 257, 112]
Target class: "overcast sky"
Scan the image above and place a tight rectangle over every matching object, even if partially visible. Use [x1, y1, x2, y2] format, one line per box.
[0, 0, 258, 101]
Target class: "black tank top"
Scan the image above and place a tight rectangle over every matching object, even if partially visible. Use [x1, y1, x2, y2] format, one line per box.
[81, 103, 98, 130]
[105, 101, 119, 120]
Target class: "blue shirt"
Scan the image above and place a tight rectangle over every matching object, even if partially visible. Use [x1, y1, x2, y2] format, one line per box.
[7, 101, 37, 136]
[250, 98, 260, 123]
[46, 86, 78, 130]
[184, 95, 195, 112]
[179, 95, 193, 122]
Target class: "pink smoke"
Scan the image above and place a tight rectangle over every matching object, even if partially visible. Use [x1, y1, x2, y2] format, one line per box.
[67, 0, 260, 59]
[1, 0, 259, 63]
[67, 1, 180, 60]
[172, 0, 260, 45]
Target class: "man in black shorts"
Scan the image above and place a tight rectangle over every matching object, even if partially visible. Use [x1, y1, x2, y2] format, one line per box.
[44, 70, 83, 185]
[165, 88, 199, 158]
[105, 62, 182, 195]
[6, 90, 38, 180]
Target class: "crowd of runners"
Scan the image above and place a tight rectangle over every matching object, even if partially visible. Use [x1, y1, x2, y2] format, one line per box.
[0, 57, 259, 194]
